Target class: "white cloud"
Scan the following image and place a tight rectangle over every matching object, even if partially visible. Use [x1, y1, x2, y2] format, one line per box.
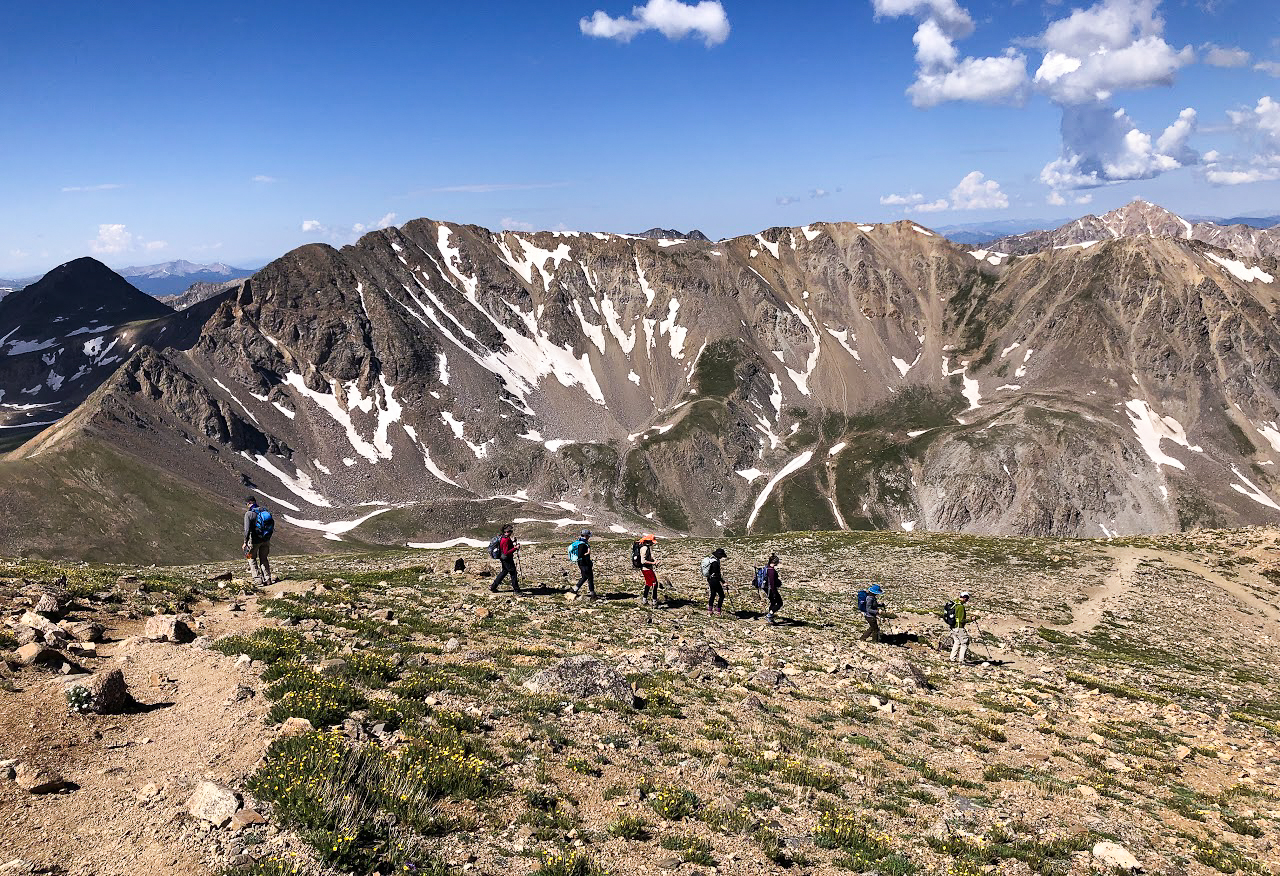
[1202, 45, 1250, 68]
[580, 0, 729, 47]
[1041, 105, 1197, 189]
[910, 52, 1030, 107]
[1205, 96, 1280, 185]
[872, 0, 973, 38]
[1047, 190, 1067, 206]
[144, 240, 168, 252]
[89, 224, 135, 255]
[1257, 61, 1280, 77]
[252, 175, 278, 184]
[880, 192, 925, 205]
[776, 195, 800, 205]
[501, 217, 536, 231]
[303, 212, 399, 241]
[62, 183, 123, 193]
[910, 199, 951, 213]
[949, 171, 1009, 209]
[809, 188, 833, 199]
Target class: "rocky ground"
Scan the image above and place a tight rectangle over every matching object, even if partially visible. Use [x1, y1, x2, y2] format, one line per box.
[2, 527, 1279, 876]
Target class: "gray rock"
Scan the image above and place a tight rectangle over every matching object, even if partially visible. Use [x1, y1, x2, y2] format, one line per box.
[523, 655, 634, 705]
[11, 626, 38, 647]
[443, 637, 461, 653]
[33, 593, 63, 618]
[750, 668, 793, 687]
[186, 781, 240, 827]
[665, 642, 729, 669]
[66, 668, 134, 714]
[59, 621, 104, 644]
[143, 615, 194, 644]
[18, 611, 60, 639]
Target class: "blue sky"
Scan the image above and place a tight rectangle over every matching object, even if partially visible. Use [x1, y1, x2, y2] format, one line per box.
[1, 0, 1277, 275]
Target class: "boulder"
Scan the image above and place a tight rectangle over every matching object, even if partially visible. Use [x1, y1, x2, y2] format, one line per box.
[14, 763, 67, 794]
[186, 781, 240, 827]
[870, 655, 932, 691]
[66, 668, 134, 714]
[750, 668, 793, 687]
[11, 626, 38, 647]
[32, 593, 64, 619]
[18, 612, 60, 639]
[523, 655, 634, 705]
[143, 615, 194, 644]
[664, 642, 729, 670]
[13, 644, 63, 668]
[278, 717, 314, 737]
[59, 621, 104, 644]
[1092, 842, 1141, 871]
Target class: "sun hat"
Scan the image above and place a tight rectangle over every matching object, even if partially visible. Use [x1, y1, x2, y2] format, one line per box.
[641, 534, 657, 543]
[712, 548, 727, 559]
[868, 583, 883, 595]
[960, 591, 970, 599]
[580, 529, 592, 538]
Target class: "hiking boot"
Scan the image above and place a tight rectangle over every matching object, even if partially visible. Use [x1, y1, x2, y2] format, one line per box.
[715, 606, 722, 615]
[488, 584, 498, 593]
[573, 584, 582, 595]
[708, 606, 715, 616]
[512, 586, 523, 595]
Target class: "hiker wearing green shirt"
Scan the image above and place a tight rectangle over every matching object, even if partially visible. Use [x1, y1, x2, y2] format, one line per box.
[950, 592, 973, 663]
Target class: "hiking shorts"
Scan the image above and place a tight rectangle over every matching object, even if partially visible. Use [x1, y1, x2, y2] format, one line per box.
[642, 568, 657, 588]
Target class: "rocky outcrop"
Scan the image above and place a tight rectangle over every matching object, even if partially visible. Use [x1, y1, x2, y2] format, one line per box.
[524, 655, 634, 705]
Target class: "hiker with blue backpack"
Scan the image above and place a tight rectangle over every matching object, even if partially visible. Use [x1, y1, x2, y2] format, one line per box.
[242, 496, 275, 587]
[569, 529, 596, 598]
[858, 583, 887, 642]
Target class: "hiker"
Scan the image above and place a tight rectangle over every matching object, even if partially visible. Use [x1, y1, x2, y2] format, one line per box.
[570, 529, 595, 597]
[764, 553, 783, 624]
[859, 583, 885, 642]
[637, 534, 659, 605]
[950, 591, 973, 663]
[242, 496, 274, 587]
[490, 524, 522, 594]
[702, 547, 727, 615]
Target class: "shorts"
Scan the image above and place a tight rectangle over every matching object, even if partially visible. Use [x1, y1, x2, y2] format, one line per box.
[642, 568, 657, 587]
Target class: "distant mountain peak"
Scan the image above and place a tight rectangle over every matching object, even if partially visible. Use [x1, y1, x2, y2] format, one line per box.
[632, 228, 711, 242]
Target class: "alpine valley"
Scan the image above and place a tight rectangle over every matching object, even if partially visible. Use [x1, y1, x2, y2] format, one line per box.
[2, 200, 1279, 560]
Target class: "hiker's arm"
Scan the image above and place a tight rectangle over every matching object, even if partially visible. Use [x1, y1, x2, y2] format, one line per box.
[243, 511, 252, 543]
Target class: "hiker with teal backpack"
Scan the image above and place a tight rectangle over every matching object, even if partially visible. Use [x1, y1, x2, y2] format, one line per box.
[242, 496, 275, 587]
[569, 529, 596, 598]
[701, 548, 727, 616]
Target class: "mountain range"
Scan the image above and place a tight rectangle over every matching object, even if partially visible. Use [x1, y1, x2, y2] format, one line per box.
[0, 260, 256, 298]
[2, 200, 1279, 561]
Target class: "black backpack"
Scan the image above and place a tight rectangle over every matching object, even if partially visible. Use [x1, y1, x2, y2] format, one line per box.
[942, 601, 957, 629]
[631, 541, 643, 570]
[252, 508, 274, 541]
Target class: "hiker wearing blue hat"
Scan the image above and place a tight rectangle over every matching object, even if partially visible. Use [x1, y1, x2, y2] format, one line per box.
[859, 582, 886, 643]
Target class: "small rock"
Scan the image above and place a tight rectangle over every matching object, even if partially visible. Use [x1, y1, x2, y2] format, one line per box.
[136, 782, 162, 803]
[278, 717, 314, 737]
[235, 654, 252, 669]
[1092, 841, 1141, 871]
[1173, 745, 1192, 760]
[67, 668, 134, 714]
[143, 615, 194, 644]
[230, 810, 267, 831]
[186, 781, 240, 827]
[443, 638, 461, 653]
[1075, 784, 1099, 798]
[15, 763, 68, 794]
[665, 642, 729, 669]
[60, 621, 104, 644]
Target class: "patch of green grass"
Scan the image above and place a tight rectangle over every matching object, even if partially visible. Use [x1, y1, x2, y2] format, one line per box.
[659, 833, 715, 865]
[531, 850, 607, 876]
[1064, 670, 1168, 703]
[608, 814, 651, 840]
[647, 786, 700, 821]
[212, 627, 312, 665]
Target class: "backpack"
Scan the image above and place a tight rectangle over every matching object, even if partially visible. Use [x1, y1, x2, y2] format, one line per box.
[568, 539, 586, 562]
[942, 601, 957, 629]
[754, 567, 768, 590]
[488, 535, 503, 559]
[631, 541, 643, 570]
[252, 508, 274, 541]
[700, 556, 715, 579]
[857, 589, 869, 614]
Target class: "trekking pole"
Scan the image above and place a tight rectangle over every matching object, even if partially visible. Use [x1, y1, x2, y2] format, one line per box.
[970, 620, 994, 662]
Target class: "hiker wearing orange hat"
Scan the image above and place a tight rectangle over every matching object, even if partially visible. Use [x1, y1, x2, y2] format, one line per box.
[637, 534, 659, 605]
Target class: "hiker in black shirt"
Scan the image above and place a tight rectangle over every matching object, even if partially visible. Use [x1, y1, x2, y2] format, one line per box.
[705, 547, 727, 615]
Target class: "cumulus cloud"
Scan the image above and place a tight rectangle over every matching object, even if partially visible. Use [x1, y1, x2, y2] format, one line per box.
[86, 224, 166, 256]
[580, 0, 730, 46]
[62, 183, 123, 193]
[909, 199, 951, 213]
[1257, 61, 1280, 77]
[1040, 105, 1198, 188]
[874, 0, 1028, 107]
[880, 192, 925, 206]
[501, 217, 536, 231]
[949, 171, 1009, 209]
[1202, 44, 1250, 67]
[1205, 96, 1280, 185]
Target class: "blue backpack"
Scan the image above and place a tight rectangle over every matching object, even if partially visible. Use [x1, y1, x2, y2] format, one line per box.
[754, 567, 768, 590]
[252, 508, 274, 541]
[568, 539, 586, 562]
[857, 589, 870, 613]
